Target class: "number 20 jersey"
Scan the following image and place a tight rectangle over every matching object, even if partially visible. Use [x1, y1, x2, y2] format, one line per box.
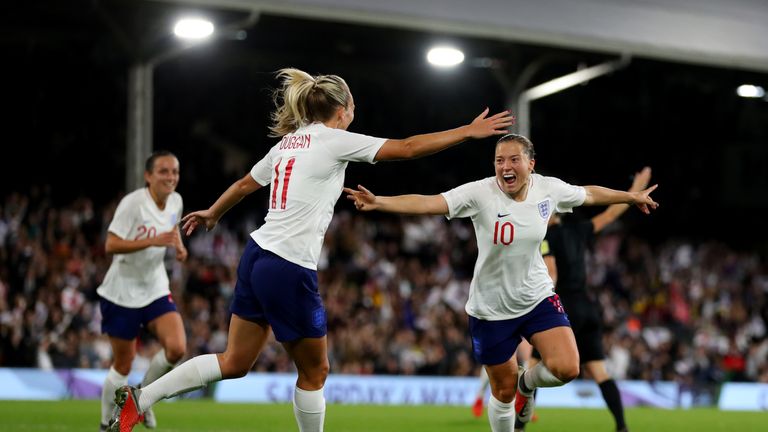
[442, 174, 585, 320]
[97, 188, 183, 308]
[249, 123, 386, 270]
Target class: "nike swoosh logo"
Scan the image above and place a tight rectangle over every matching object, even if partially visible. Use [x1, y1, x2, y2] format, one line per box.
[497, 213, 510, 218]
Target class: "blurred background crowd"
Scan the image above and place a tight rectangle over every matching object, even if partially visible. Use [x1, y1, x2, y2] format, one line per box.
[1, 189, 766, 403]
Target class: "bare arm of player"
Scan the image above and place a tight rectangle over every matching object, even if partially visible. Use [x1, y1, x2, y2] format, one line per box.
[591, 166, 652, 233]
[582, 184, 659, 215]
[105, 228, 178, 254]
[181, 173, 263, 236]
[373, 108, 515, 161]
[343, 185, 449, 215]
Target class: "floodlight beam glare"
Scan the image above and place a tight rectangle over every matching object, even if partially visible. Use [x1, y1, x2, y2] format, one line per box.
[736, 84, 765, 98]
[427, 47, 465, 67]
[173, 18, 214, 40]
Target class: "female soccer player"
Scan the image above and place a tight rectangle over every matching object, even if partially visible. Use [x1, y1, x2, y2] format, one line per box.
[108, 68, 514, 432]
[344, 134, 658, 432]
[98, 151, 188, 431]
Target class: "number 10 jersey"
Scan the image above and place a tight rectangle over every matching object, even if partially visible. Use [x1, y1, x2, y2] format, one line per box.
[441, 174, 585, 320]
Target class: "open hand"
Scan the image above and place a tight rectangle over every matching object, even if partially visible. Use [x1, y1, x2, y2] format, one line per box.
[466, 108, 516, 139]
[631, 184, 660, 214]
[180, 209, 218, 236]
[343, 185, 378, 211]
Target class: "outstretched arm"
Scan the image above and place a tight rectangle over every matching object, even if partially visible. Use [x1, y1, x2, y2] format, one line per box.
[343, 185, 449, 215]
[374, 108, 515, 161]
[591, 167, 652, 233]
[583, 183, 659, 215]
[181, 173, 263, 235]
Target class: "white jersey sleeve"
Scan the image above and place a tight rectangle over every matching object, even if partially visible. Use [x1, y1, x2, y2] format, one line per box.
[323, 130, 386, 163]
[441, 179, 488, 219]
[545, 176, 586, 213]
[108, 194, 139, 239]
[250, 149, 274, 186]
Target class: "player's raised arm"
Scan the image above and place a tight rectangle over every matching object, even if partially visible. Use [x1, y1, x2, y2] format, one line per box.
[373, 108, 515, 161]
[582, 184, 659, 215]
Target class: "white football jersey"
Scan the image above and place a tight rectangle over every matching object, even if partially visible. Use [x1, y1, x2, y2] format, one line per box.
[442, 173, 586, 320]
[97, 188, 183, 308]
[250, 123, 386, 270]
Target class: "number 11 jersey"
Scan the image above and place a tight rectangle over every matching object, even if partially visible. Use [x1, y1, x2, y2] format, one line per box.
[249, 123, 386, 270]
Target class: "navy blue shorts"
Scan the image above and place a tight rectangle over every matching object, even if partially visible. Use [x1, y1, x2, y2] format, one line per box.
[531, 295, 604, 362]
[469, 294, 570, 365]
[100, 295, 178, 341]
[230, 240, 325, 342]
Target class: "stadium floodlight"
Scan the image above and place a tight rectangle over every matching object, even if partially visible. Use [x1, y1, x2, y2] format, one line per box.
[427, 47, 465, 67]
[736, 84, 765, 98]
[173, 18, 215, 40]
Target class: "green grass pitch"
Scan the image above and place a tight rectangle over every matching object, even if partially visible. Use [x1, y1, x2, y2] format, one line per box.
[0, 400, 765, 431]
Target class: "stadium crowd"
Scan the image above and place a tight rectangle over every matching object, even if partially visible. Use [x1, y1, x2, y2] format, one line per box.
[1, 191, 766, 397]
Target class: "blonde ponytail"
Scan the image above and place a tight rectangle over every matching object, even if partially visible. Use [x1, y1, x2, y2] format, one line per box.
[269, 68, 350, 137]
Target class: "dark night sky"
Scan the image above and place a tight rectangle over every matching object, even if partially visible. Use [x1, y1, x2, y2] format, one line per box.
[3, 0, 768, 248]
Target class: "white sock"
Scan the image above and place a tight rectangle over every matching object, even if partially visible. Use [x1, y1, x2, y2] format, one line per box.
[487, 394, 514, 432]
[522, 362, 565, 394]
[476, 368, 490, 399]
[141, 349, 175, 388]
[101, 367, 128, 425]
[138, 354, 222, 411]
[293, 387, 326, 432]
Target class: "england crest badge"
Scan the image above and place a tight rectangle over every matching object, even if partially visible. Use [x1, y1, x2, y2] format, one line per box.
[537, 199, 550, 220]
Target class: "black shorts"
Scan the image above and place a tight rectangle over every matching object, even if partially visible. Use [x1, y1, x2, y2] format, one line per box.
[531, 295, 604, 363]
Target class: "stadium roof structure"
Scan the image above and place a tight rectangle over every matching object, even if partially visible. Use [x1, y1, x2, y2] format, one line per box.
[155, 0, 768, 73]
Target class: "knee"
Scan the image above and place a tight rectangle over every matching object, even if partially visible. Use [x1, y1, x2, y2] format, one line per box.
[489, 373, 517, 403]
[112, 359, 133, 375]
[113, 364, 132, 376]
[550, 362, 580, 383]
[164, 343, 186, 364]
[299, 359, 330, 388]
[218, 354, 251, 379]
[312, 359, 330, 383]
[492, 385, 516, 404]
[112, 356, 134, 376]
